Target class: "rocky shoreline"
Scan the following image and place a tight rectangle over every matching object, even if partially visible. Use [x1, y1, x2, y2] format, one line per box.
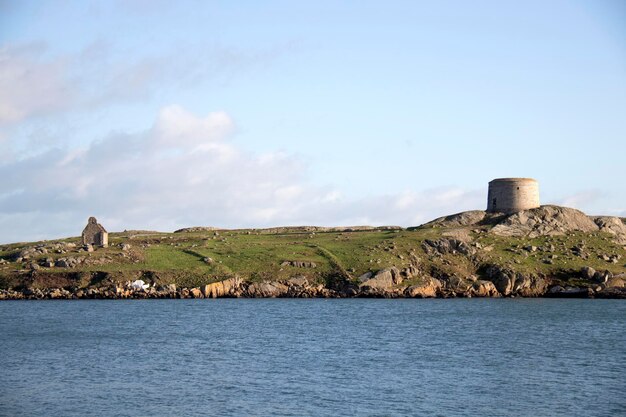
[2, 269, 625, 300]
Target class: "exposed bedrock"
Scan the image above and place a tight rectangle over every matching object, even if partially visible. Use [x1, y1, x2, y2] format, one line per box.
[484, 265, 548, 297]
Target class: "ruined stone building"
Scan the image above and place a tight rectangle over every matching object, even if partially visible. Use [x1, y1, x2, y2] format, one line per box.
[82, 217, 109, 247]
[487, 178, 540, 213]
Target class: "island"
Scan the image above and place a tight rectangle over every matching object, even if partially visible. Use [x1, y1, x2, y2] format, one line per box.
[1, 203, 625, 300]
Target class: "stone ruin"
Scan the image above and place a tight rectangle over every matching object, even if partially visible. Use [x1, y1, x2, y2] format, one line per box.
[82, 217, 108, 247]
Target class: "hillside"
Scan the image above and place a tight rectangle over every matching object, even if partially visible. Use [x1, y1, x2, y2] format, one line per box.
[1, 206, 625, 299]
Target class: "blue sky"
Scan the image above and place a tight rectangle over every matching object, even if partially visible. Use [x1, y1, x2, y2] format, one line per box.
[0, 0, 625, 243]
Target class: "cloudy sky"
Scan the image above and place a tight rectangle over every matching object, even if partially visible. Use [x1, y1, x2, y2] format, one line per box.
[1, 0, 625, 243]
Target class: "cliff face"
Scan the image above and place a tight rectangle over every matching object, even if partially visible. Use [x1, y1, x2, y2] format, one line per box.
[1, 206, 625, 299]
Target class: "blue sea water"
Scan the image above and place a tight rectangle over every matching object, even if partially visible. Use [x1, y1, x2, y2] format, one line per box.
[0, 299, 624, 417]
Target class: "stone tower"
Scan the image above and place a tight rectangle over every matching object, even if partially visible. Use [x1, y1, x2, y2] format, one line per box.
[487, 178, 540, 213]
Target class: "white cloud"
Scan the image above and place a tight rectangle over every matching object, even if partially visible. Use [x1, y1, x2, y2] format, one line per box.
[0, 39, 287, 131]
[555, 190, 603, 211]
[0, 43, 73, 126]
[153, 105, 235, 150]
[0, 105, 485, 243]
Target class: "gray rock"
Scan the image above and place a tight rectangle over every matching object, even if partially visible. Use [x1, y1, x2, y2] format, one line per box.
[357, 272, 373, 283]
[549, 285, 564, 294]
[593, 270, 612, 283]
[281, 260, 317, 268]
[401, 265, 419, 278]
[491, 206, 598, 238]
[41, 258, 55, 268]
[446, 276, 473, 294]
[163, 284, 177, 293]
[547, 286, 592, 298]
[581, 266, 596, 280]
[422, 210, 486, 228]
[422, 238, 475, 256]
[592, 216, 626, 245]
[358, 267, 403, 290]
[287, 276, 309, 287]
[246, 282, 288, 297]
[55, 259, 69, 268]
[485, 265, 547, 297]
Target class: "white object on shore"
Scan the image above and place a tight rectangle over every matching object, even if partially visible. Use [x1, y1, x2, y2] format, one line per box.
[130, 280, 149, 290]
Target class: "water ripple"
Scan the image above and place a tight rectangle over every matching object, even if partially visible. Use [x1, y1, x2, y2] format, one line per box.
[0, 299, 625, 416]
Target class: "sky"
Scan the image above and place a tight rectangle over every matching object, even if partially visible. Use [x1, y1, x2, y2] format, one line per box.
[0, 0, 625, 243]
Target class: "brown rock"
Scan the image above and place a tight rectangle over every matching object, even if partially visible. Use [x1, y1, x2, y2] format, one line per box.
[189, 288, 204, 298]
[49, 288, 63, 299]
[471, 280, 499, 297]
[605, 277, 625, 289]
[201, 277, 242, 298]
[404, 277, 442, 298]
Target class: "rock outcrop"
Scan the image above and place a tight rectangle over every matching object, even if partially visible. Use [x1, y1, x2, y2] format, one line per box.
[174, 226, 220, 233]
[244, 281, 289, 297]
[423, 211, 487, 228]
[422, 238, 475, 256]
[404, 277, 442, 298]
[592, 216, 626, 245]
[485, 265, 548, 297]
[605, 275, 625, 289]
[490, 206, 598, 238]
[471, 280, 500, 297]
[444, 276, 474, 295]
[201, 277, 242, 298]
[189, 288, 203, 298]
[358, 267, 403, 291]
[421, 206, 626, 245]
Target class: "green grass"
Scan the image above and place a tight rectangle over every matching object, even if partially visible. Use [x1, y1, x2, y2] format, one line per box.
[474, 231, 624, 275]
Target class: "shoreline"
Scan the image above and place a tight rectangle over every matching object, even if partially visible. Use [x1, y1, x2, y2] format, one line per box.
[2, 281, 624, 300]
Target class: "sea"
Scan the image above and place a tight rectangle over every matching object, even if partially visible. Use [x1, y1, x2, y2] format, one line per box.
[0, 299, 624, 417]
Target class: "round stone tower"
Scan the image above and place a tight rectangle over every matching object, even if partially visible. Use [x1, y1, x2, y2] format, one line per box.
[487, 178, 540, 213]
